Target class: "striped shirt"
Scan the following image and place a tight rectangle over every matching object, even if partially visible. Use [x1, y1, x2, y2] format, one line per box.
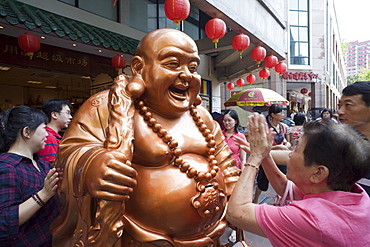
[37, 126, 62, 162]
[0, 153, 59, 246]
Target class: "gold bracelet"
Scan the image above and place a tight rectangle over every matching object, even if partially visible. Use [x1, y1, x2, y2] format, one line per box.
[244, 163, 260, 171]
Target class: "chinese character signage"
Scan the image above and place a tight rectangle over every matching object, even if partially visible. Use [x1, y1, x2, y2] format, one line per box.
[0, 34, 115, 78]
[282, 71, 319, 80]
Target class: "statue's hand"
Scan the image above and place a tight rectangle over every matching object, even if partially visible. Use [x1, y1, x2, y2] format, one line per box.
[85, 150, 137, 201]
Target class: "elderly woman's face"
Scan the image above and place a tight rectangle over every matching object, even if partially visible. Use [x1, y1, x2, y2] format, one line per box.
[286, 136, 313, 189]
[140, 31, 201, 117]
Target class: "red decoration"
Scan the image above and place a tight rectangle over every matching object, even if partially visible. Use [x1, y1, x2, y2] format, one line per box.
[300, 88, 308, 94]
[246, 74, 256, 85]
[17, 33, 40, 59]
[227, 82, 235, 90]
[112, 55, 126, 71]
[264, 55, 278, 70]
[164, 0, 190, 25]
[275, 62, 287, 75]
[232, 33, 250, 61]
[259, 68, 270, 80]
[236, 78, 245, 87]
[308, 92, 312, 97]
[205, 18, 226, 49]
[251, 46, 266, 65]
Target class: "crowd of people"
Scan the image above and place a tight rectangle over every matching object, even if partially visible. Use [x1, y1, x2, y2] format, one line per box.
[0, 26, 369, 246]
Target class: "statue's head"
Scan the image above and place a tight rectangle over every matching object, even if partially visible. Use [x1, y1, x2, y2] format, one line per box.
[128, 28, 201, 118]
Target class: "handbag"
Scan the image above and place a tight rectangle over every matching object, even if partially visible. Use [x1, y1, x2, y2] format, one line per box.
[274, 180, 294, 206]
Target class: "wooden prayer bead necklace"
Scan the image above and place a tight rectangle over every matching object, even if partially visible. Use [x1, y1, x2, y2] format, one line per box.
[135, 100, 220, 183]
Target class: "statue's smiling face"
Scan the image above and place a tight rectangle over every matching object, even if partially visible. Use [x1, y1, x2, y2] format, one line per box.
[140, 30, 201, 118]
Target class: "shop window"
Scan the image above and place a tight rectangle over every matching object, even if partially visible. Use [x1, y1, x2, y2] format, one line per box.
[289, 0, 309, 65]
[59, 0, 118, 21]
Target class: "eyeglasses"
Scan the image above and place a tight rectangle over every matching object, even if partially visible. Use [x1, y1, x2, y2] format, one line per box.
[223, 119, 235, 123]
[59, 111, 72, 116]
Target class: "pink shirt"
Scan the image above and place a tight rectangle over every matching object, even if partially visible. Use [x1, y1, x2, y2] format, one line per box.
[256, 184, 370, 246]
[222, 131, 246, 169]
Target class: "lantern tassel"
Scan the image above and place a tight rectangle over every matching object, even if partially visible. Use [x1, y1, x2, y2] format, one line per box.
[239, 52, 243, 63]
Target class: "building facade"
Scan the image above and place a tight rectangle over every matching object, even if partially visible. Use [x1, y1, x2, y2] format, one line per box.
[345, 40, 370, 75]
[0, 0, 346, 122]
[285, 0, 347, 119]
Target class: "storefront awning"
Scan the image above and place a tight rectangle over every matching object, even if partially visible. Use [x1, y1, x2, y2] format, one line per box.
[0, 0, 139, 55]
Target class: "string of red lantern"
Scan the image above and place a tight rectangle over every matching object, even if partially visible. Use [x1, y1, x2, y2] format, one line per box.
[232, 33, 250, 62]
[18, 33, 40, 59]
[164, 0, 190, 26]
[300, 88, 308, 94]
[112, 55, 126, 72]
[264, 55, 278, 70]
[236, 78, 245, 87]
[259, 68, 270, 80]
[275, 62, 287, 75]
[251, 46, 266, 66]
[227, 82, 234, 90]
[246, 74, 255, 85]
[205, 18, 226, 50]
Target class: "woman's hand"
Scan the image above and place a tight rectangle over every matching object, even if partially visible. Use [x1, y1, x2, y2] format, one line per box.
[233, 135, 251, 154]
[247, 113, 274, 160]
[39, 168, 59, 202]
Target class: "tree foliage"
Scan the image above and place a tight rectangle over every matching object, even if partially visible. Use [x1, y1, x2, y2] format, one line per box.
[347, 69, 370, 84]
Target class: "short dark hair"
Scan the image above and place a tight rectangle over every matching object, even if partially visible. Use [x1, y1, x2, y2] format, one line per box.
[320, 108, 333, 119]
[293, 112, 306, 125]
[302, 121, 370, 191]
[224, 109, 240, 133]
[342, 81, 370, 107]
[0, 106, 48, 153]
[42, 99, 72, 122]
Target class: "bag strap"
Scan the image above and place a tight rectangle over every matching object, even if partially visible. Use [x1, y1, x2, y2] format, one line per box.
[288, 180, 294, 201]
[280, 180, 293, 204]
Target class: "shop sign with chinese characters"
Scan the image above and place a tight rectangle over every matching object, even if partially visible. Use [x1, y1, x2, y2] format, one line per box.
[0, 34, 115, 78]
[282, 71, 319, 80]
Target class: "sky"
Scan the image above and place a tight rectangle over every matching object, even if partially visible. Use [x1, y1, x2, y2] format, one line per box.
[335, 0, 370, 43]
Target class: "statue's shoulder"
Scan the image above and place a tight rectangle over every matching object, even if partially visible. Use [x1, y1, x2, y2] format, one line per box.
[72, 90, 110, 121]
[86, 90, 110, 108]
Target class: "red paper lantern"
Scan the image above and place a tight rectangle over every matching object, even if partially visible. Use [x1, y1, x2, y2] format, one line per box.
[236, 78, 245, 87]
[164, 0, 190, 25]
[205, 18, 226, 49]
[251, 46, 266, 65]
[300, 88, 308, 94]
[264, 55, 278, 70]
[275, 62, 287, 75]
[308, 92, 312, 97]
[232, 33, 250, 61]
[246, 74, 256, 85]
[259, 68, 270, 80]
[112, 55, 126, 71]
[227, 82, 234, 90]
[17, 33, 40, 59]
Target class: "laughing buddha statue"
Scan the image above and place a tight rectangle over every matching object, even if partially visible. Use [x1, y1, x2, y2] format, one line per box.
[51, 28, 240, 247]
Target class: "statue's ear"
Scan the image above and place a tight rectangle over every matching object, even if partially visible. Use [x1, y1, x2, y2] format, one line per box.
[127, 56, 146, 98]
[130, 56, 143, 76]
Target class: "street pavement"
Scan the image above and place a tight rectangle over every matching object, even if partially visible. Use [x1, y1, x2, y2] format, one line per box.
[227, 182, 276, 247]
